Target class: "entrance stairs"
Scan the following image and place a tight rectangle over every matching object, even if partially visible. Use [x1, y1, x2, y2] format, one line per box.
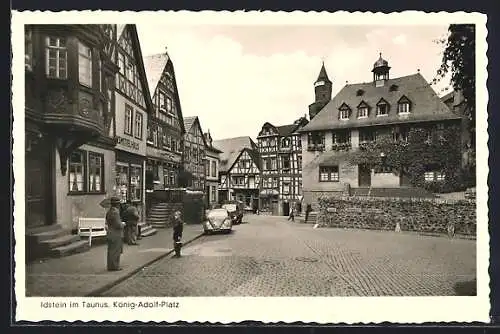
[147, 202, 180, 228]
[26, 224, 89, 261]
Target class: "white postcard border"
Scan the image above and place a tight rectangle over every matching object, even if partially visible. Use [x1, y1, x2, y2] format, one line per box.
[12, 10, 489, 323]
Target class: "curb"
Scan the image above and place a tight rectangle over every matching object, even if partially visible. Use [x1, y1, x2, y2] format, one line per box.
[86, 232, 205, 297]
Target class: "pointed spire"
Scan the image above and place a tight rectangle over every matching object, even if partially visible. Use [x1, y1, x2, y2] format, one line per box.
[316, 61, 331, 83]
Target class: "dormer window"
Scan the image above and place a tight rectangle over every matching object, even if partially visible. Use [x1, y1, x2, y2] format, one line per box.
[376, 99, 389, 116]
[357, 101, 369, 118]
[338, 103, 351, 120]
[397, 95, 411, 114]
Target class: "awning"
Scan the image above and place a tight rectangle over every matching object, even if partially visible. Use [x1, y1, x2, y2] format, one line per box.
[260, 189, 279, 197]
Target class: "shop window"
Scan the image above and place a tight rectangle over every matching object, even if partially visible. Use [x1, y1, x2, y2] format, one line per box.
[78, 42, 92, 87]
[46, 36, 67, 79]
[319, 166, 339, 182]
[129, 165, 142, 201]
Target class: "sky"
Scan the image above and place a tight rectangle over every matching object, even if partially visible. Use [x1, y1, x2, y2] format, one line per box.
[137, 24, 453, 141]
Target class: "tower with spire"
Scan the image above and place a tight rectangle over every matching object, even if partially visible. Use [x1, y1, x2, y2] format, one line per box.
[308, 62, 333, 120]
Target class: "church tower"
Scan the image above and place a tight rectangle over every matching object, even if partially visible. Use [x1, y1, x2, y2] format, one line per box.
[308, 62, 332, 120]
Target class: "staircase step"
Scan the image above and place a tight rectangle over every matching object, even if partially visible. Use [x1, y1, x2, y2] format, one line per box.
[148, 217, 170, 222]
[150, 222, 169, 228]
[50, 240, 90, 258]
[141, 228, 157, 237]
[26, 224, 62, 236]
[39, 234, 81, 250]
[29, 228, 71, 242]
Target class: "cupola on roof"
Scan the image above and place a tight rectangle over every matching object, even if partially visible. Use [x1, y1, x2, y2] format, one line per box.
[372, 53, 390, 71]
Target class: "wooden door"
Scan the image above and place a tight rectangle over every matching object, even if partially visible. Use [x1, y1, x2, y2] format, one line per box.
[358, 164, 371, 187]
[283, 201, 290, 216]
[25, 136, 51, 228]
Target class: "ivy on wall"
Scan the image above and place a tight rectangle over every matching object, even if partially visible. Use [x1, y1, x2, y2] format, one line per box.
[347, 125, 469, 193]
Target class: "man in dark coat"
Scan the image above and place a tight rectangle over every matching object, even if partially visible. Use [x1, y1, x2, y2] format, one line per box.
[172, 210, 184, 257]
[106, 197, 125, 271]
[305, 204, 312, 223]
[124, 202, 140, 245]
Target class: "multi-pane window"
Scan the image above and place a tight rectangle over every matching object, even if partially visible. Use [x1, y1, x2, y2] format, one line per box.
[424, 171, 446, 182]
[78, 42, 92, 87]
[166, 97, 173, 113]
[282, 182, 290, 195]
[159, 92, 167, 111]
[124, 105, 133, 135]
[281, 138, 290, 147]
[339, 108, 350, 120]
[211, 185, 216, 202]
[358, 107, 368, 118]
[69, 151, 85, 192]
[297, 156, 302, 171]
[88, 152, 103, 192]
[359, 129, 377, 143]
[377, 103, 389, 116]
[211, 160, 217, 177]
[332, 130, 351, 144]
[319, 166, 339, 182]
[25, 27, 33, 71]
[118, 52, 125, 75]
[134, 112, 143, 139]
[398, 102, 410, 114]
[281, 156, 291, 171]
[69, 150, 105, 193]
[46, 37, 67, 79]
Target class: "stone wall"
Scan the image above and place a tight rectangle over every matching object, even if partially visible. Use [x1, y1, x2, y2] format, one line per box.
[317, 196, 476, 236]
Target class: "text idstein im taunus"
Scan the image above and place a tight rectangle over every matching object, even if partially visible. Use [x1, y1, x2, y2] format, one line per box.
[41, 300, 180, 309]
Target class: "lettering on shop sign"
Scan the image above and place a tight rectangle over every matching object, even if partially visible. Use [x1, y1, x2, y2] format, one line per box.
[117, 136, 140, 150]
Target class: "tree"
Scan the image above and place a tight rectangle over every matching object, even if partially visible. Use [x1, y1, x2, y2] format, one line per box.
[434, 24, 476, 124]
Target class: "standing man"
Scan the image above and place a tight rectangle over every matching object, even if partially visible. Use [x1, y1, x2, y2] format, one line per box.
[124, 202, 140, 245]
[305, 204, 312, 223]
[173, 211, 184, 257]
[106, 197, 125, 271]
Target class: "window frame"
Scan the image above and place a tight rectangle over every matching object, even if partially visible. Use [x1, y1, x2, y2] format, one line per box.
[339, 108, 350, 120]
[134, 111, 143, 139]
[319, 166, 340, 182]
[88, 151, 105, 193]
[398, 102, 410, 114]
[358, 106, 368, 118]
[45, 36, 68, 79]
[124, 104, 134, 136]
[68, 149, 106, 194]
[78, 41, 93, 87]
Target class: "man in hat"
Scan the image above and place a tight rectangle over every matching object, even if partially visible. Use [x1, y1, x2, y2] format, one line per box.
[172, 211, 184, 257]
[106, 196, 125, 271]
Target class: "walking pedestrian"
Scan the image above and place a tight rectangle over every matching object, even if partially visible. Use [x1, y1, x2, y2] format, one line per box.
[124, 202, 140, 245]
[173, 210, 184, 258]
[288, 205, 295, 222]
[106, 197, 125, 271]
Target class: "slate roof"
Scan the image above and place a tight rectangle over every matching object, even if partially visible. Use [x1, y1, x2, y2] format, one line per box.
[300, 73, 461, 132]
[212, 136, 258, 173]
[258, 117, 309, 138]
[316, 62, 331, 82]
[142, 53, 170, 100]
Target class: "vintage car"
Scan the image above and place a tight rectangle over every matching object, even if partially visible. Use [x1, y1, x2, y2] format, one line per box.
[222, 201, 244, 225]
[203, 208, 233, 234]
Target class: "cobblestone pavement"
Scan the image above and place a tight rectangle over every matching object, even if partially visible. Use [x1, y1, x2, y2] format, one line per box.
[102, 215, 476, 297]
[25, 224, 203, 296]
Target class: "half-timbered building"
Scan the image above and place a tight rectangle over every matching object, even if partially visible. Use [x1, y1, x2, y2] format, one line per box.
[183, 116, 207, 192]
[113, 25, 154, 220]
[24, 24, 120, 257]
[213, 137, 261, 210]
[204, 131, 222, 207]
[257, 117, 308, 215]
[143, 52, 185, 192]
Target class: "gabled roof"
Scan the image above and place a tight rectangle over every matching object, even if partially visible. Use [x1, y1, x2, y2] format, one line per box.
[258, 117, 309, 137]
[118, 25, 155, 115]
[183, 116, 208, 148]
[142, 52, 186, 134]
[212, 136, 257, 173]
[300, 73, 461, 132]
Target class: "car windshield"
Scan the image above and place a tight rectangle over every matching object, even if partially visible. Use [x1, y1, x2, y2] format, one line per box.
[222, 204, 237, 212]
[207, 209, 228, 218]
